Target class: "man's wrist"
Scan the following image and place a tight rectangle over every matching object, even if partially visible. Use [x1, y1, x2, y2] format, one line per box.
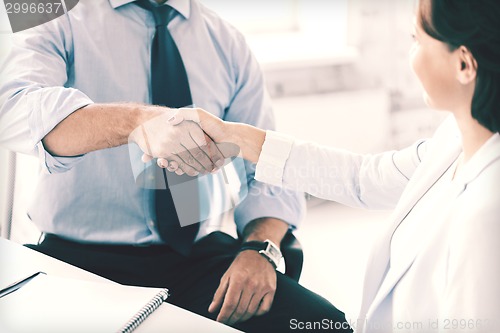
[242, 218, 288, 246]
[136, 105, 167, 128]
[239, 239, 282, 269]
[130, 105, 171, 145]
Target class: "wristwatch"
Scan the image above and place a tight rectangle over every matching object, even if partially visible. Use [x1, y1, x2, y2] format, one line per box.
[239, 239, 282, 269]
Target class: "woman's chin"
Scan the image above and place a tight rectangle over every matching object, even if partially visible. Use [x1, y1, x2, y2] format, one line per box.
[421, 95, 452, 115]
[422, 93, 433, 108]
[422, 93, 443, 111]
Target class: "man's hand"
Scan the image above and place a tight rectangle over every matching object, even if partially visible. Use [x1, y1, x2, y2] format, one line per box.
[130, 111, 225, 176]
[154, 108, 241, 175]
[209, 217, 289, 325]
[169, 107, 229, 142]
[208, 249, 277, 325]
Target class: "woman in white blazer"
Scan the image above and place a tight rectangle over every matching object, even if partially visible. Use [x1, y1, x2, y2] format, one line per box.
[160, 0, 500, 331]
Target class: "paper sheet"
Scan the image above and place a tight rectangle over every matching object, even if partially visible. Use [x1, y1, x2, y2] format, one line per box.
[0, 274, 166, 333]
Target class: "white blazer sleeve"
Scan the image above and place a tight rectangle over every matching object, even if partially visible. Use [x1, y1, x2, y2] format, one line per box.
[256, 131, 428, 210]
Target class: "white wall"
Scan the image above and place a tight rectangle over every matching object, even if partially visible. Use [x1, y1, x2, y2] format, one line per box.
[272, 89, 391, 154]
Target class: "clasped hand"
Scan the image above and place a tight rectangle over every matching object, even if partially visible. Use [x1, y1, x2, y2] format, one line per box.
[133, 108, 239, 176]
[130, 109, 237, 176]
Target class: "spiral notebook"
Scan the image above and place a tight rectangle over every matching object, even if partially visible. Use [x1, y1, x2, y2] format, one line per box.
[0, 273, 169, 333]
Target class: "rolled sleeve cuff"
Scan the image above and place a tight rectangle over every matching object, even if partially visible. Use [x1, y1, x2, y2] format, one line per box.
[28, 87, 93, 173]
[37, 141, 85, 174]
[255, 130, 295, 187]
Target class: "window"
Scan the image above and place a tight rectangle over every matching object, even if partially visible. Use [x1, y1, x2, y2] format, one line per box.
[202, 0, 353, 69]
[202, 0, 300, 34]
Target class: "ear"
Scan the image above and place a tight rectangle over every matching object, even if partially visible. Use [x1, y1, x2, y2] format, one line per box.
[456, 46, 477, 85]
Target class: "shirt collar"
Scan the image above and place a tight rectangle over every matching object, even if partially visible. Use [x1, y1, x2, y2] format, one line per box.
[108, 0, 191, 19]
[456, 132, 500, 185]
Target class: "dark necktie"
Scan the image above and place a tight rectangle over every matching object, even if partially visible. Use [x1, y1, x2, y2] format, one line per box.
[136, 0, 200, 255]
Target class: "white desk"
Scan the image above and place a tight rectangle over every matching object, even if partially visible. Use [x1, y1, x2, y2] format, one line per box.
[0, 237, 241, 333]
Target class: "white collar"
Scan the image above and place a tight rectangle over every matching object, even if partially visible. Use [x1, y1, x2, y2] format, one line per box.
[108, 0, 191, 19]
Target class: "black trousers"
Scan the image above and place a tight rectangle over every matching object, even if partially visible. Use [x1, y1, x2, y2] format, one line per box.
[27, 232, 352, 333]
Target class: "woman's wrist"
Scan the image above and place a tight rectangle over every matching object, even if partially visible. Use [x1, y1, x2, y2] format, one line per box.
[229, 123, 265, 163]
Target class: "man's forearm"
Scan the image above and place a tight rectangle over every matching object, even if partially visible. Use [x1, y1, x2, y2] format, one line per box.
[242, 217, 289, 248]
[42, 103, 163, 157]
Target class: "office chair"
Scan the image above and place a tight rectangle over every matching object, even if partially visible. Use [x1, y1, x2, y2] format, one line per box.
[280, 231, 304, 281]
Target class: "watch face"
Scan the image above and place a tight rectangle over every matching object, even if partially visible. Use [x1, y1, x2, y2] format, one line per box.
[267, 245, 281, 259]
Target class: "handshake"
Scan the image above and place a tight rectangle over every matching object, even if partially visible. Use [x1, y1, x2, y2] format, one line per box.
[130, 108, 243, 177]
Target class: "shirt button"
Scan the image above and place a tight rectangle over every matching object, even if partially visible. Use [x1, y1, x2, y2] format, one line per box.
[148, 219, 155, 228]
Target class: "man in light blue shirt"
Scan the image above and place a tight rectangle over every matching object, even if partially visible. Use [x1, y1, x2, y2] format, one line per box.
[0, 0, 351, 331]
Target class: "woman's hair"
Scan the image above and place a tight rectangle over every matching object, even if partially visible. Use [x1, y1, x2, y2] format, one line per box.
[419, 0, 500, 133]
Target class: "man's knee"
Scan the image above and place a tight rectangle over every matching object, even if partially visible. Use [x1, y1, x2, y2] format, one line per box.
[235, 274, 352, 332]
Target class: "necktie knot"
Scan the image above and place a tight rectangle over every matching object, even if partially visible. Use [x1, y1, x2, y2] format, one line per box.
[136, 0, 174, 27]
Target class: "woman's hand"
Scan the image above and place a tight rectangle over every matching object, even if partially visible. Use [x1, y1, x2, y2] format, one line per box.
[131, 110, 226, 176]
[147, 108, 241, 175]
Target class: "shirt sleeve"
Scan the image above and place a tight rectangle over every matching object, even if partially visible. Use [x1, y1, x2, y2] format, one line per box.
[255, 130, 295, 187]
[256, 130, 428, 210]
[256, 116, 461, 210]
[0, 16, 93, 174]
[223, 30, 305, 234]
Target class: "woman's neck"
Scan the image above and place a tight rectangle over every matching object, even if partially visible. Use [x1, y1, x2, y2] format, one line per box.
[453, 110, 494, 163]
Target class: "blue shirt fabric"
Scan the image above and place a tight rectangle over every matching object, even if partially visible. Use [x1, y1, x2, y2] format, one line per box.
[0, 0, 305, 244]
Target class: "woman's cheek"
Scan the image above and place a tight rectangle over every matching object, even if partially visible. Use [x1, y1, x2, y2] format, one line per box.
[409, 43, 419, 75]
[409, 46, 433, 107]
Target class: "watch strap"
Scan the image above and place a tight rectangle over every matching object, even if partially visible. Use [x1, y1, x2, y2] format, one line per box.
[239, 240, 281, 269]
[239, 241, 267, 252]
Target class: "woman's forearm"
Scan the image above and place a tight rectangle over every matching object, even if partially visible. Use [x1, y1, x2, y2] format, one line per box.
[226, 122, 266, 163]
